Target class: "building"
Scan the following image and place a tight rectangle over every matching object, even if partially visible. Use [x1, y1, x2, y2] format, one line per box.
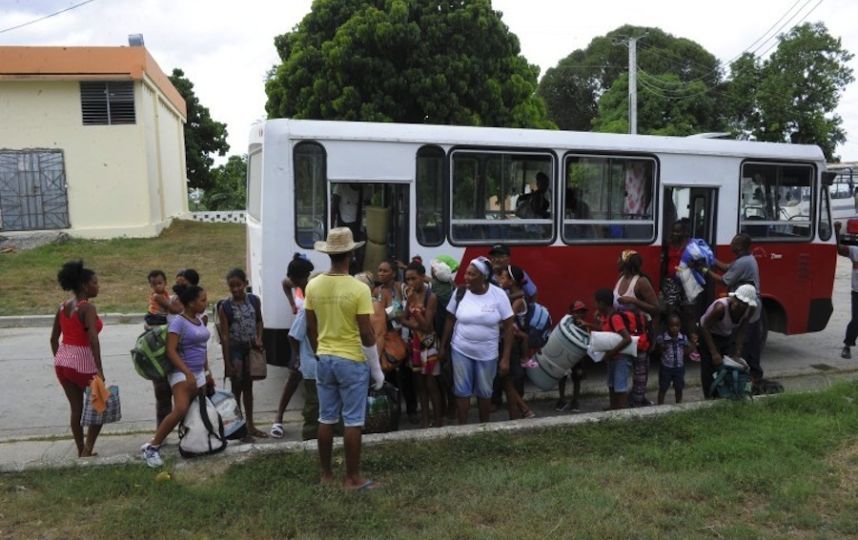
[0, 45, 188, 238]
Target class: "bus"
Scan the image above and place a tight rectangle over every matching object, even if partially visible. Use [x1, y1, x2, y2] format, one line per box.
[246, 119, 836, 365]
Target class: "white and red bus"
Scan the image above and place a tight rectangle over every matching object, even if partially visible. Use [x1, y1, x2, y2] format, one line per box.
[246, 119, 836, 364]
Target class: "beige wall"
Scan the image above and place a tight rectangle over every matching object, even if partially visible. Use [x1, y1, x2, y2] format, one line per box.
[0, 79, 187, 238]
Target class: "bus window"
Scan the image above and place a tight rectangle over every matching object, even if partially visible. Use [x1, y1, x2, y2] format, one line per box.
[247, 149, 262, 220]
[819, 184, 832, 241]
[293, 142, 327, 248]
[450, 150, 554, 243]
[563, 155, 656, 243]
[416, 146, 444, 246]
[740, 163, 813, 240]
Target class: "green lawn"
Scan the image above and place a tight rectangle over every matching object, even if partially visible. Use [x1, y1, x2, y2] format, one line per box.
[0, 220, 245, 316]
[3, 384, 858, 538]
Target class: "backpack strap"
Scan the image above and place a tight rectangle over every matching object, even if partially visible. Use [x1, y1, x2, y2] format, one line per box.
[452, 285, 467, 317]
[709, 367, 729, 398]
[219, 298, 234, 325]
[248, 293, 262, 320]
[196, 394, 218, 452]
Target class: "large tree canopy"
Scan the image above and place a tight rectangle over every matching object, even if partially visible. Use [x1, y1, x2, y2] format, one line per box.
[265, 0, 552, 128]
[169, 68, 229, 191]
[725, 22, 854, 160]
[200, 155, 247, 211]
[538, 25, 724, 134]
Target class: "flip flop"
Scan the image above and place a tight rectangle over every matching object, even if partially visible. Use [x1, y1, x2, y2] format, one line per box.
[351, 479, 381, 492]
[269, 423, 284, 438]
[250, 428, 269, 438]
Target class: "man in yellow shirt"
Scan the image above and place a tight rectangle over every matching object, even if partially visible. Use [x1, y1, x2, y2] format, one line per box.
[305, 227, 384, 491]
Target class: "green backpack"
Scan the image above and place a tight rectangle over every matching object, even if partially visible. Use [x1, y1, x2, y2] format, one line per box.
[130, 326, 173, 380]
[710, 366, 752, 400]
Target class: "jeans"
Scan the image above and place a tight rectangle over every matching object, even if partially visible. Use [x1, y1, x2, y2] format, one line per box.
[607, 355, 632, 393]
[316, 355, 370, 428]
[845, 291, 858, 347]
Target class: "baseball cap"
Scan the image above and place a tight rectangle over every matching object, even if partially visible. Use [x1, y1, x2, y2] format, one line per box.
[729, 284, 758, 307]
[571, 300, 588, 313]
[489, 244, 510, 256]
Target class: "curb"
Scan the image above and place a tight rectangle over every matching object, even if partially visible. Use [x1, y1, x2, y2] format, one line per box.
[0, 399, 723, 473]
[0, 313, 145, 329]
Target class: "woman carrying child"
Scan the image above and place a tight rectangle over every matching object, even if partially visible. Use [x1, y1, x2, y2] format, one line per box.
[399, 261, 443, 428]
[141, 283, 213, 468]
[218, 268, 266, 439]
[495, 265, 535, 420]
[50, 260, 105, 458]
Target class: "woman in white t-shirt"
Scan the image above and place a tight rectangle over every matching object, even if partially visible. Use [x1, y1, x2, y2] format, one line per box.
[440, 256, 514, 425]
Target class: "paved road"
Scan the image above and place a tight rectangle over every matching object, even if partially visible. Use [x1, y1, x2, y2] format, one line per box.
[1, 255, 856, 444]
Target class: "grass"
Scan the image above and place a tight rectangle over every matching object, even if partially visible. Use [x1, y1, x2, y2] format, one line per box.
[3, 384, 858, 538]
[0, 220, 245, 316]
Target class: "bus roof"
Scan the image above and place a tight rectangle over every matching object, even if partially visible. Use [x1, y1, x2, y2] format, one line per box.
[252, 119, 826, 163]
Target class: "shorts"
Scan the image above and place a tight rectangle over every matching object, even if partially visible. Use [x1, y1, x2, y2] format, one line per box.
[316, 355, 370, 428]
[606, 354, 632, 393]
[168, 369, 206, 389]
[451, 348, 497, 399]
[55, 366, 95, 389]
[659, 364, 686, 392]
[228, 344, 251, 382]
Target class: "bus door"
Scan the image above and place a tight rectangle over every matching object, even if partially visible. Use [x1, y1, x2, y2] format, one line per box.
[330, 182, 410, 274]
[663, 186, 719, 327]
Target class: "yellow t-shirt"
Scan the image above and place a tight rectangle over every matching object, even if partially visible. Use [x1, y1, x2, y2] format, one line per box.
[303, 274, 373, 362]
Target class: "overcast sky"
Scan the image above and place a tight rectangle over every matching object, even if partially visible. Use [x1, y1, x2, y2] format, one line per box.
[3, 0, 857, 161]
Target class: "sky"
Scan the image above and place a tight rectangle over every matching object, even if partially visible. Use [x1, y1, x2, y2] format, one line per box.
[2, 0, 857, 162]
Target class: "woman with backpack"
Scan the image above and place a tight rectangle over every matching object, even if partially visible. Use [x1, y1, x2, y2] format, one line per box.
[399, 261, 443, 428]
[218, 268, 266, 439]
[141, 283, 213, 468]
[439, 256, 514, 425]
[495, 265, 536, 420]
[50, 260, 105, 458]
[614, 250, 659, 407]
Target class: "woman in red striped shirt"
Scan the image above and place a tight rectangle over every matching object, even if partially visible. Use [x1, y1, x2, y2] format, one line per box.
[49, 260, 105, 457]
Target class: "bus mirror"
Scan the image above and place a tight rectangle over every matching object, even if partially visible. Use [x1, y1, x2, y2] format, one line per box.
[822, 171, 837, 187]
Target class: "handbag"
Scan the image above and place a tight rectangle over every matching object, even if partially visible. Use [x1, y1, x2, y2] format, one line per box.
[249, 348, 267, 380]
[81, 385, 121, 426]
[382, 329, 408, 372]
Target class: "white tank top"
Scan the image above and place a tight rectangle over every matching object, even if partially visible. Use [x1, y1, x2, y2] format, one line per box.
[613, 274, 640, 310]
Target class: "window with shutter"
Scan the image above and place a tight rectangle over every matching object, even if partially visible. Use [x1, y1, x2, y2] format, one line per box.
[80, 81, 135, 125]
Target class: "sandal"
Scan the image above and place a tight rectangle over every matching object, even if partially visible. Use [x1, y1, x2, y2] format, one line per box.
[250, 428, 269, 439]
[269, 423, 284, 439]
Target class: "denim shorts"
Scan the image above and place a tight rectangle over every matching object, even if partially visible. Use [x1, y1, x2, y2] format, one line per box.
[659, 364, 686, 392]
[316, 355, 370, 428]
[168, 369, 206, 389]
[451, 348, 497, 399]
[606, 354, 632, 393]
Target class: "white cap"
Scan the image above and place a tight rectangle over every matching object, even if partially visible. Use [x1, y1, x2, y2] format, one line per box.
[729, 284, 758, 307]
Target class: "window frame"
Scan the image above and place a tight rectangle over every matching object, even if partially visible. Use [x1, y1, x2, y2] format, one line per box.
[447, 146, 558, 246]
[738, 160, 817, 243]
[415, 145, 447, 247]
[560, 151, 660, 245]
[80, 81, 136, 125]
[292, 141, 328, 249]
[246, 148, 262, 221]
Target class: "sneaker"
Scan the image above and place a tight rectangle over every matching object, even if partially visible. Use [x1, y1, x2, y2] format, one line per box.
[555, 400, 580, 412]
[842, 346, 852, 359]
[141, 443, 163, 469]
[554, 399, 568, 411]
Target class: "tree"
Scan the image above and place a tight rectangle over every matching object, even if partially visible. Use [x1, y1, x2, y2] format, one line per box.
[538, 25, 725, 134]
[200, 155, 247, 211]
[726, 22, 854, 160]
[265, 0, 553, 128]
[169, 68, 230, 190]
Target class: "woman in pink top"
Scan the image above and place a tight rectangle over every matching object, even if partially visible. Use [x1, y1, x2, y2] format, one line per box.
[49, 260, 104, 458]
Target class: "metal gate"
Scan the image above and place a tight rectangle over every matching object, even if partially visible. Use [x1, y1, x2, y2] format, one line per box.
[0, 150, 70, 231]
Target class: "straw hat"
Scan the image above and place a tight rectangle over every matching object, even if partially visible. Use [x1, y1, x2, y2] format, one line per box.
[314, 227, 365, 254]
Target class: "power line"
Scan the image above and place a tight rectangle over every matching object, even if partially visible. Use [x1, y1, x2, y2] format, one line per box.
[0, 0, 97, 35]
[756, 0, 826, 57]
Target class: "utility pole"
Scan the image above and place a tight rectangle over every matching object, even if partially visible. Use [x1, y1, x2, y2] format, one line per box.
[628, 36, 638, 135]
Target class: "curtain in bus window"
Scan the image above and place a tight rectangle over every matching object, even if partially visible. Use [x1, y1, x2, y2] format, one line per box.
[294, 143, 327, 249]
[563, 156, 655, 243]
[450, 151, 553, 243]
[740, 163, 813, 240]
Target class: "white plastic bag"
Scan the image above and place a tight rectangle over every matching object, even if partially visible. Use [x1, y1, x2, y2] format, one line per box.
[677, 265, 704, 302]
[587, 332, 639, 363]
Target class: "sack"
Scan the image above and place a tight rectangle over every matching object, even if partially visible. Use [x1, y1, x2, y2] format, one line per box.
[710, 366, 752, 400]
[382, 329, 408, 372]
[524, 301, 553, 350]
[364, 382, 401, 434]
[209, 390, 247, 440]
[81, 385, 121, 426]
[249, 348, 267, 380]
[130, 326, 173, 380]
[179, 394, 227, 458]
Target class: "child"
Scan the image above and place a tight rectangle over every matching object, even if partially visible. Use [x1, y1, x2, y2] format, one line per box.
[556, 301, 591, 412]
[218, 268, 266, 439]
[145, 270, 171, 327]
[594, 288, 633, 410]
[654, 313, 697, 405]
